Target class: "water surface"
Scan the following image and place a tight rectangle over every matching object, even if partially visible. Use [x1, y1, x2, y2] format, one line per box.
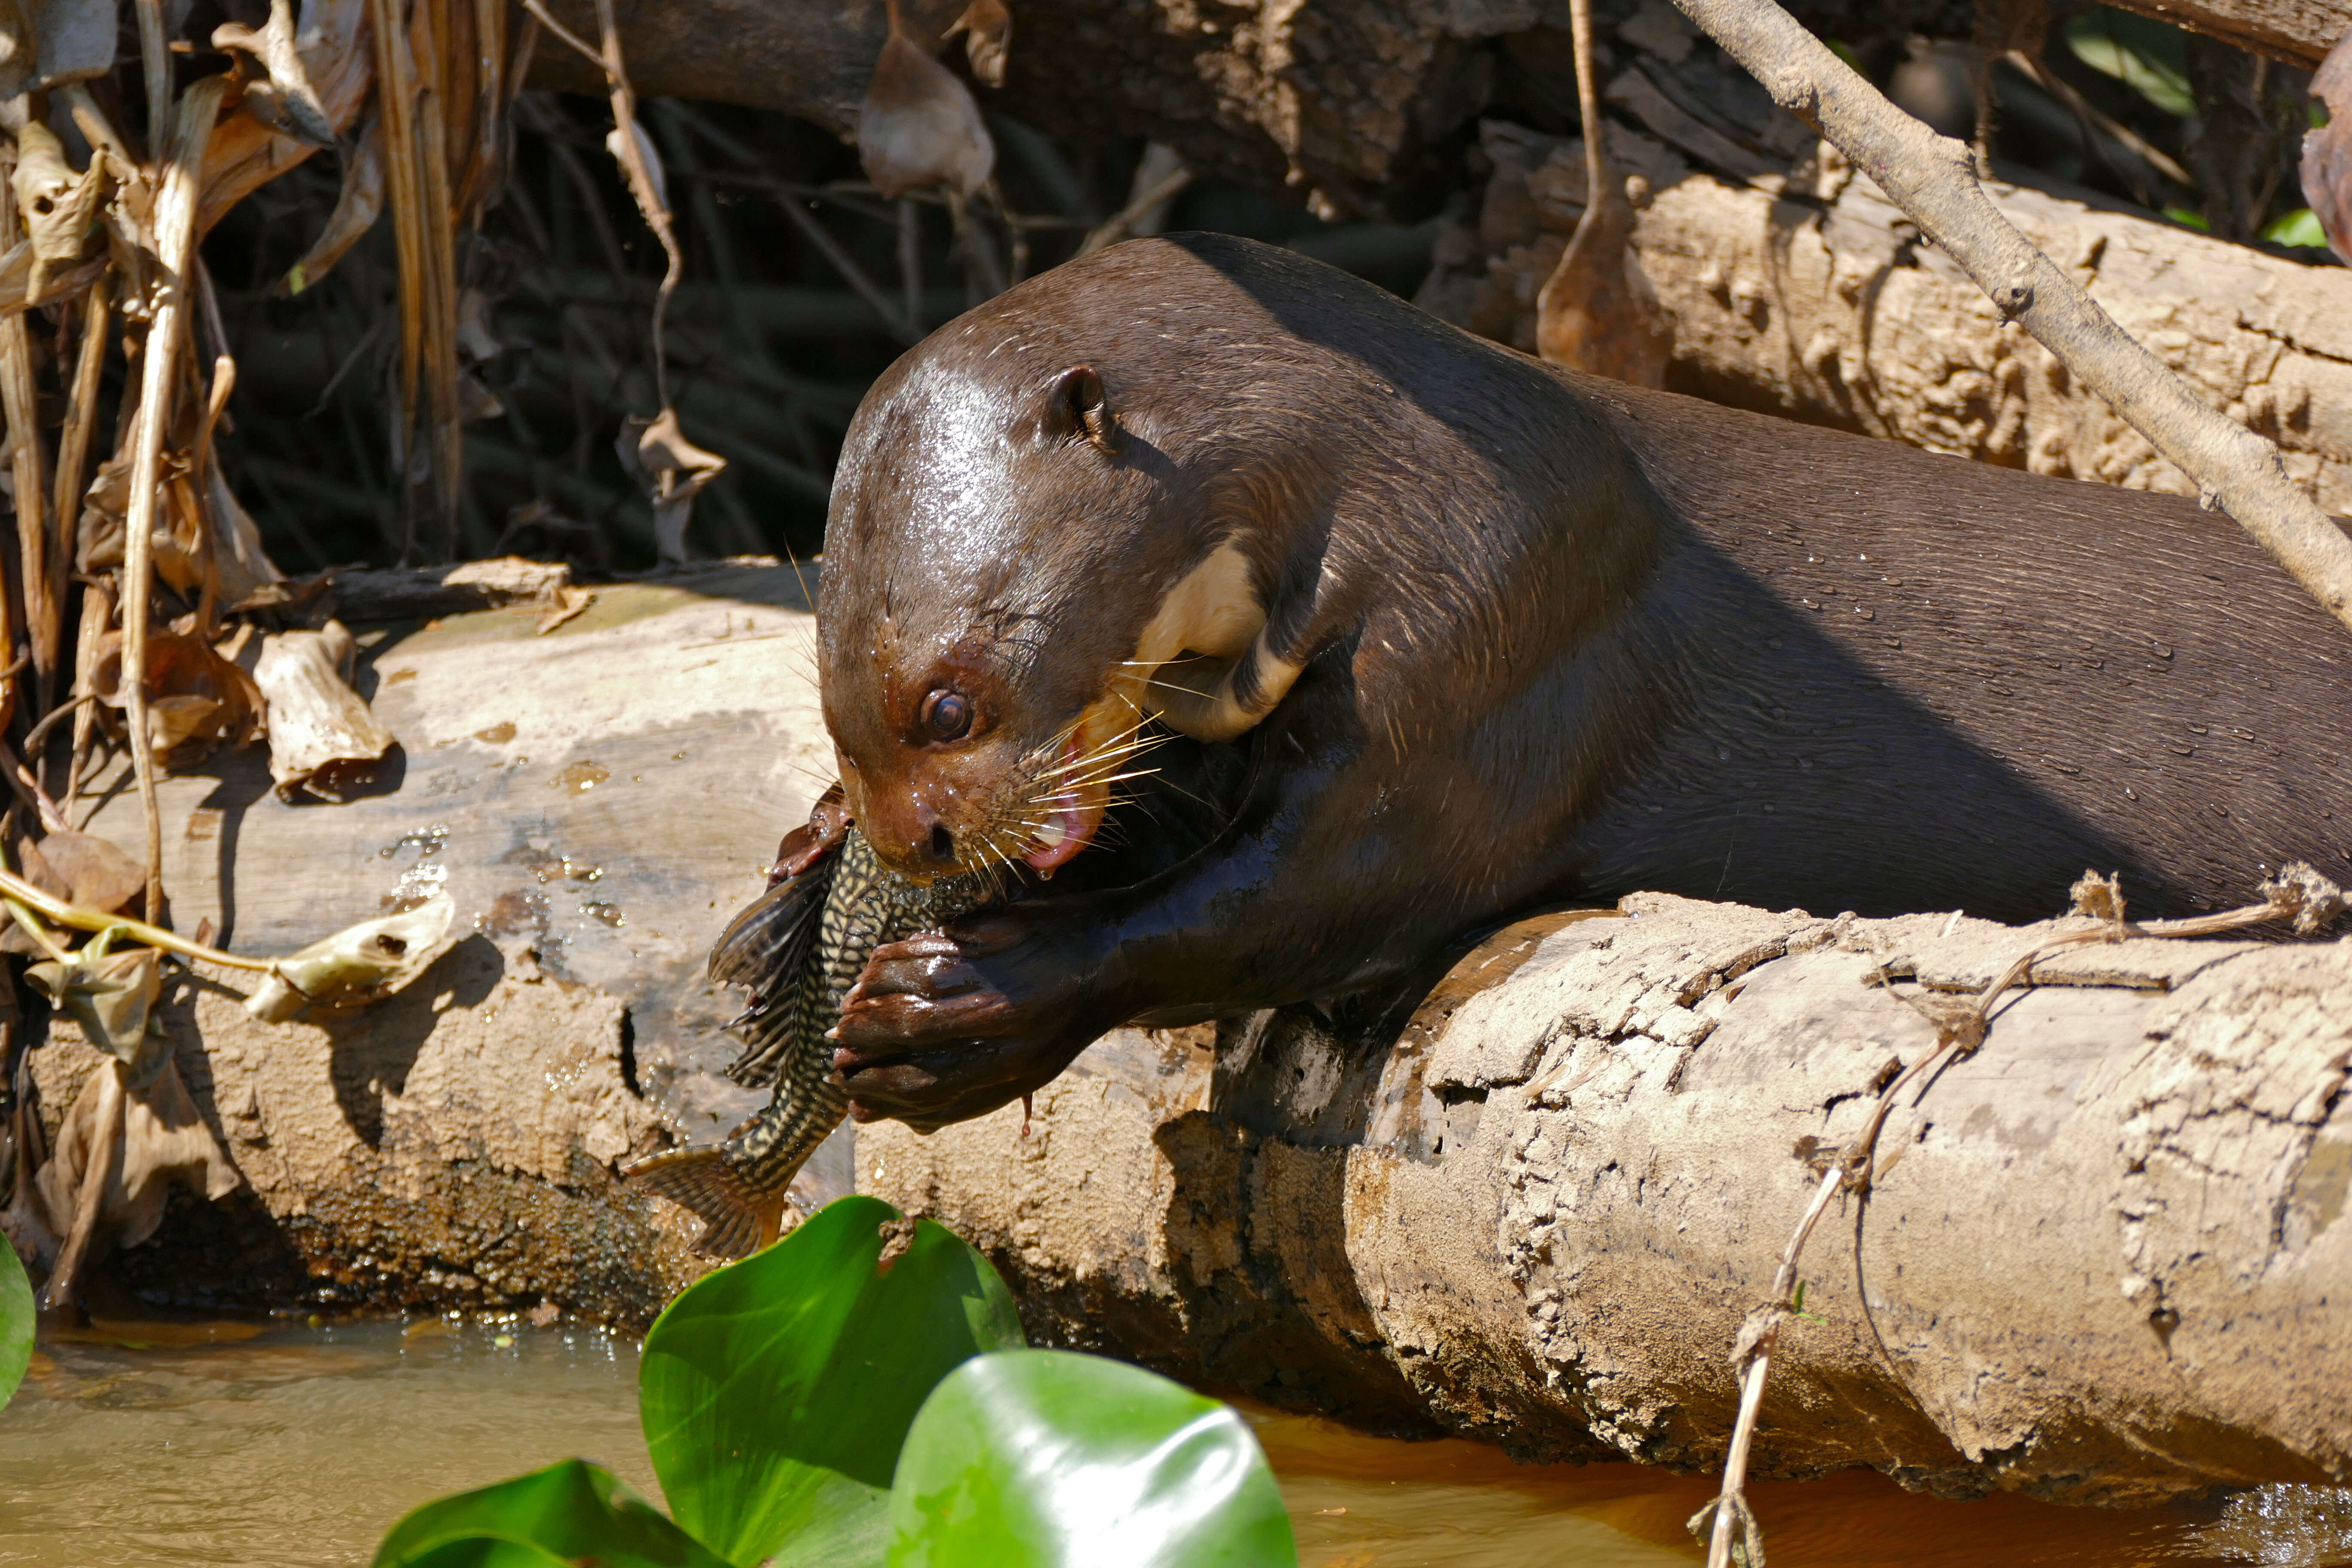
[1, 1318, 2345, 1567]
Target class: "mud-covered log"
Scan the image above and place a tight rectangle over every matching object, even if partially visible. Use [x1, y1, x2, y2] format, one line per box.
[864, 898, 2352, 1504]
[1422, 115, 2352, 513]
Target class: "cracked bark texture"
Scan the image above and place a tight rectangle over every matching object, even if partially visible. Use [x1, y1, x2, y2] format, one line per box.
[865, 895, 2352, 1504]
[1424, 114, 2352, 514]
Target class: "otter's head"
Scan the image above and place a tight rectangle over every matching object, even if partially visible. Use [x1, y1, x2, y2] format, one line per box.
[816, 241, 1317, 882]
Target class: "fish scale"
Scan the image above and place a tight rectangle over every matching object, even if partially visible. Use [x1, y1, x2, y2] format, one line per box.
[623, 824, 991, 1259]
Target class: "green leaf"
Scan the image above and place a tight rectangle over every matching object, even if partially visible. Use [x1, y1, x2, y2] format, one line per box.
[397, 1544, 573, 1568]
[2267, 208, 2328, 249]
[2064, 11, 2193, 116]
[370, 1458, 727, 1568]
[886, 1350, 1298, 1568]
[0, 1228, 29, 1410]
[640, 1195, 1025, 1568]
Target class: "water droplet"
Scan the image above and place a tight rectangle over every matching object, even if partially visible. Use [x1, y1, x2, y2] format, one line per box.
[581, 900, 625, 928]
[553, 762, 611, 794]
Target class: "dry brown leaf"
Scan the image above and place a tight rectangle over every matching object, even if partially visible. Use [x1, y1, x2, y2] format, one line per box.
[197, 0, 373, 236]
[280, 107, 385, 295]
[27, 830, 144, 916]
[10, 120, 109, 300]
[215, 0, 338, 148]
[0, 235, 104, 316]
[2303, 34, 2352, 264]
[0, 830, 142, 957]
[1535, 161, 1671, 385]
[28, 942, 163, 1066]
[621, 407, 726, 566]
[206, 465, 288, 606]
[31, 1056, 238, 1253]
[946, 0, 1011, 89]
[244, 891, 454, 1021]
[534, 584, 594, 635]
[89, 629, 267, 771]
[249, 619, 397, 802]
[859, 0, 995, 198]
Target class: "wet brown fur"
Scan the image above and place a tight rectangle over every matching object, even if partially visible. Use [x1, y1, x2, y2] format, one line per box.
[818, 233, 2352, 1127]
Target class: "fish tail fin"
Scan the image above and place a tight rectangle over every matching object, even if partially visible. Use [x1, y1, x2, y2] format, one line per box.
[621, 1149, 786, 1260]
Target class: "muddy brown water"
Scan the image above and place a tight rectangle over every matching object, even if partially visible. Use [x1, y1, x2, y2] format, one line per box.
[0, 1319, 2346, 1567]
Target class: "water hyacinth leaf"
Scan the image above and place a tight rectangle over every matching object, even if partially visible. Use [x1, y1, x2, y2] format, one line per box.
[393, 1543, 572, 1568]
[885, 1350, 1297, 1568]
[640, 1195, 1025, 1568]
[371, 1458, 727, 1568]
[244, 891, 455, 1022]
[0, 1228, 30, 1409]
[27, 940, 162, 1065]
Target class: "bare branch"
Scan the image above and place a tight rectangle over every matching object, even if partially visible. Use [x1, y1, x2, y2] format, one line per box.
[1669, 0, 2352, 640]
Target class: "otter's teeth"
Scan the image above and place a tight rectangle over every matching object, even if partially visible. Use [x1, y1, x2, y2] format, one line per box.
[1036, 817, 1069, 850]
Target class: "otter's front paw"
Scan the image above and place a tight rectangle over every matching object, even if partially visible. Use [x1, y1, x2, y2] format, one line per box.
[830, 911, 1102, 1129]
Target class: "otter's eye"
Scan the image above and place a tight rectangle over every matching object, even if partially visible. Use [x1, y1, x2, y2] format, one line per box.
[922, 689, 973, 741]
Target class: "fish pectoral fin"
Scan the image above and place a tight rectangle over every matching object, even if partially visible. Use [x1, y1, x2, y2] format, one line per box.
[621, 1148, 782, 1261]
[709, 850, 836, 990]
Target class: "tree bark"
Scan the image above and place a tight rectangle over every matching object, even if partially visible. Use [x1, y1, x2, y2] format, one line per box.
[865, 896, 2352, 1505]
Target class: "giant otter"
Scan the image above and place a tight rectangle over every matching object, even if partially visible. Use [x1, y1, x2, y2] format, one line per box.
[815, 233, 2352, 1130]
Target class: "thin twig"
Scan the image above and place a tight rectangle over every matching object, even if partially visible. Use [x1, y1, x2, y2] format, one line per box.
[48, 278, 110, 793]
[1668, 0, 2352, 637]
[1697, 1163, 1843, 1568]
[121, 77, 229, 922]
[0, 172, 55, 717]
[134, 0, 172, 162]
[1691, 863, 2345, 1568]
[0, 865, 275, 971]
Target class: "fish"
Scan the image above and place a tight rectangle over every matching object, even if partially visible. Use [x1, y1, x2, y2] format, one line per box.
[622, 820, 992, 1259]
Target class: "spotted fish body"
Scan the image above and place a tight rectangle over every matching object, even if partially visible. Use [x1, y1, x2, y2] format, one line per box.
[623, 826, 990, 1258]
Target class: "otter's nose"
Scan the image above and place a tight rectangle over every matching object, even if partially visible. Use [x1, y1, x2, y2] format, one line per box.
[913, 802, 955, 865]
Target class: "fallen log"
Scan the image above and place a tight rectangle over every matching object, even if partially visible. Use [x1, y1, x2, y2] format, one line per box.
[527, 0, 2352, 219]
[1423, 113, 2352, 514]
[4, 564, 2344, 1502]
[14, 563, 830, 1318]
[864, 897, 2352, 1504]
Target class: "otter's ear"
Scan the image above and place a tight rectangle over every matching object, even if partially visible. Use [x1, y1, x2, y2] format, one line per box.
[1048, 364, 1120, 454]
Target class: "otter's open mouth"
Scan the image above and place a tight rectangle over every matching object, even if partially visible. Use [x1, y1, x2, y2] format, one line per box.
[1024, 736, 1106, 876]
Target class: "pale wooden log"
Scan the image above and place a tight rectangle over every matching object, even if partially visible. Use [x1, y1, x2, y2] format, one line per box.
[24, 564, 830, 1315]
[1424, 119, 2352, 515]
[864, 897, 2352, 1504]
